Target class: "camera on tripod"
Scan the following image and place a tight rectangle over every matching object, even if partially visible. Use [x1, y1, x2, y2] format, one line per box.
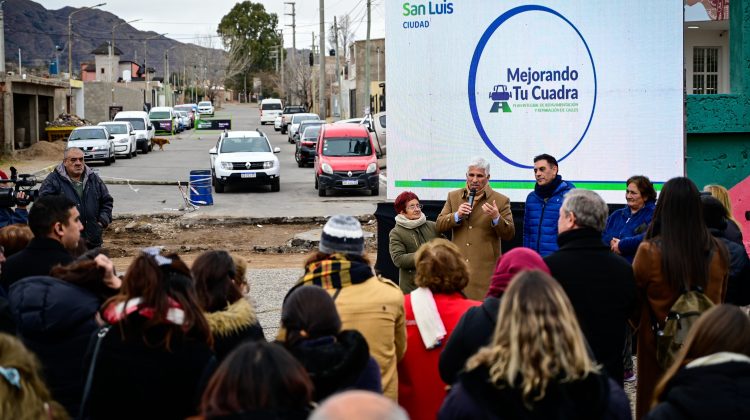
[0, 167, 40, 207]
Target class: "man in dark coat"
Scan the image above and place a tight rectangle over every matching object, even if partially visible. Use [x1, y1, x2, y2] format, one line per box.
[0, 195, 82, 291]
[39, 147, 113, 249]
[544, 189, 636, 384]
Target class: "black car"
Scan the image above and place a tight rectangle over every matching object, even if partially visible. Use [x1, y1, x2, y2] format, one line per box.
[295, 125, 323, 167]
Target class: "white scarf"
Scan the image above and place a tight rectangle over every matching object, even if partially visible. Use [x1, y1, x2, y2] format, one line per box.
[395, 213, 427, 229]
[410, 287, 446, 350]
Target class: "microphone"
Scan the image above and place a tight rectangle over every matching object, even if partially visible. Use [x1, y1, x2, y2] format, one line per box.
[467, 188, 476, 219]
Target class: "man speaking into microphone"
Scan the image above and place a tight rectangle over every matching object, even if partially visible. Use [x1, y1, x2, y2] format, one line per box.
[436, 157, 515, 300]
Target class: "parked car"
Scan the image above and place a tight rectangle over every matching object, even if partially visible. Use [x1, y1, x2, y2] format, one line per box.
[209, 130, 281, 193]
[293, 120, 325, 143]
[280, 105, 307, 134]
[175, 111, 190, 131]
[295, 125, 322, 167]
[274, 116, 283, 131]
[287, 113, 320, 143]
[260, 98, 283, 125]
[174, 104, 196, 127]
[113, 110, 154, 153]
[68, 126, 116, 166]
[148, 106, 177, 135]
[198, 101, 214, 117]
[98, 121, 137, 159]
[334, 112, 387, 156]
[314, 123, 380, 197]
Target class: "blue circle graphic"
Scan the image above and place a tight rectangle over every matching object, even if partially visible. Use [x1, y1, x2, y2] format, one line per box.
[468, 5, 597, 169]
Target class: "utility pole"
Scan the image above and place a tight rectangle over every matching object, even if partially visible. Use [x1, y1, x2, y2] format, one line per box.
[68, 3, 106, 80]
[363, 0, 371, 117]
[318, 0, 326, 119]
[143, 33, 166, 108]
[0, 1, 6, 74]
[334, 16, 344, 118]
[279, 30, 285, 101]
[311, 32, 316, 112]
[285, 2, 296, 52]
[112, 18, 141, 83]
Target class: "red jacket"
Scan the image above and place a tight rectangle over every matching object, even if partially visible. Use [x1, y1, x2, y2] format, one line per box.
[398, 292, 480, 420]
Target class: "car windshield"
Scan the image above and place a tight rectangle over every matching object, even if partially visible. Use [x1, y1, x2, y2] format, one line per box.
[293, 115, 318, 124]
[174, 106, 191, 112]
[150, 111, 171, 119]
[220, 137, 271, 153]
[322, 137, 372, 157]
[199, 102, 211, 107]
[284, 106, 305, 113]
[302, 126, 321, 139]
[262, 103, 282, 110]
[69, 128, 106, 140]
[115, 118, 145, 130]
[102, 124, 127, 134]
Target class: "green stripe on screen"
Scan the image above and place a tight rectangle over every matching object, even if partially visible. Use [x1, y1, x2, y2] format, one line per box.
[394, 180, 664, 191]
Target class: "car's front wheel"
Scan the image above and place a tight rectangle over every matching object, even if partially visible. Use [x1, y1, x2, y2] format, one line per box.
[271, 178, 280, 192]
[214, 179, 225, 193]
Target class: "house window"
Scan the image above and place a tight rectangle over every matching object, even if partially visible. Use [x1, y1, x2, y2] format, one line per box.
[692, 47, 719, 94]
[101, 68, 105, 74]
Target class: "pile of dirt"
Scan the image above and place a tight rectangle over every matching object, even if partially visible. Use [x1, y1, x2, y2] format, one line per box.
[14, 140, 66, 160]
[46, 113, 91, 127]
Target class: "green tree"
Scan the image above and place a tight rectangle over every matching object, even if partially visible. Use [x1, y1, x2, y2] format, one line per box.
[217, 2, 280, 92]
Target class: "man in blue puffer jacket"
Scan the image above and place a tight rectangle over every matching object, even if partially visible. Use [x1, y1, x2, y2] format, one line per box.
[523, 154, 575, 257]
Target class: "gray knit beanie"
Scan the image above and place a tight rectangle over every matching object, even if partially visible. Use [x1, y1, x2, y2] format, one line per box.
[319, 215, 365, 255]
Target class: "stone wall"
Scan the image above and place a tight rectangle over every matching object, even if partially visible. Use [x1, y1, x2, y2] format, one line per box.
[83, 81, 144, 123]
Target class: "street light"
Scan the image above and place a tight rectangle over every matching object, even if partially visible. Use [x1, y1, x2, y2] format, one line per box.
[68, 2, 106, 79]
[143, 33, 167, 107]
[111, 18, 140, 82]
[164, 45, 177, 106]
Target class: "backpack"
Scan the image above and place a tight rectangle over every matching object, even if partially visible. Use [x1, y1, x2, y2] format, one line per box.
[652, 288, 715, 370]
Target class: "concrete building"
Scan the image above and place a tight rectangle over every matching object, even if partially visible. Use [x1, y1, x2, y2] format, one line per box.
[340, 38, 385, 118]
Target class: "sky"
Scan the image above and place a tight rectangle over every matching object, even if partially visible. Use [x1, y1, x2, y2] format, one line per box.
[41, 0, 386, 51]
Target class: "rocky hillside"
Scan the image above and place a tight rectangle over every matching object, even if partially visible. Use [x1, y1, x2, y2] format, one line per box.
[4, 0, 225, 77]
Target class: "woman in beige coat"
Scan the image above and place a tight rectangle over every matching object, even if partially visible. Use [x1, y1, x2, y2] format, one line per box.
[389, 191, 439, 294]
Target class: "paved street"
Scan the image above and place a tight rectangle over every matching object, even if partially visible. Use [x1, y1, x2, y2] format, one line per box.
[93, 102, 385, 217]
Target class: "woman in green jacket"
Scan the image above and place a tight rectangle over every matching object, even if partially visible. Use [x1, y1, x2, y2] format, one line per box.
[389, 191, 439, 294]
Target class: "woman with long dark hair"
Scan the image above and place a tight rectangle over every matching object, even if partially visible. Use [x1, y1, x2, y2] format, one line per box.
[632, 177, 729, 419]
[201, 341, 314, 420]
[645, 304, 750, 419]
[279, 285, 381, 401]
[192, 250, 264, 361]
[87, 249, 216, 420]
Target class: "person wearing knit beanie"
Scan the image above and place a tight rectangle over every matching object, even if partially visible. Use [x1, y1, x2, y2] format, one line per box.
[298, 214, 406, 401]
[319, 215, 365, 255]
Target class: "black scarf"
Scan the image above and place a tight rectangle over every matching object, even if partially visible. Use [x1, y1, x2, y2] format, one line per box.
[534, 175, 563, 199]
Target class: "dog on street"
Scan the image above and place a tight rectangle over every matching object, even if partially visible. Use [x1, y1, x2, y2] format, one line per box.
[151, 137, 170, 150]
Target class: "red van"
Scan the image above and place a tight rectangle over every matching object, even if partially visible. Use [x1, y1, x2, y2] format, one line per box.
[314, 123, 380, 197]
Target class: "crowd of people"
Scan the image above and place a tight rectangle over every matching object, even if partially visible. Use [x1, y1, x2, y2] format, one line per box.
[0, 151, 747, 419]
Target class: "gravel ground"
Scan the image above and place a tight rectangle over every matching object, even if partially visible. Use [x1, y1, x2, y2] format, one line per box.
[247, 268, 304, 340]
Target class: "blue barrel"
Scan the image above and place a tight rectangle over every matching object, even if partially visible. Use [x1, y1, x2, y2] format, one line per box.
[189, 170, 213, 206]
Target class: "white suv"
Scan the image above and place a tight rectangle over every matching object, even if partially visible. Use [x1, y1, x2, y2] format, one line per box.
[198, 101, 214, 117]
[209, 130, 281, 193]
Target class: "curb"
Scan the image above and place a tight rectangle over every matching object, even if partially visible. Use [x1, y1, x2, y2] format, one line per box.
[112, 213, 377, 225]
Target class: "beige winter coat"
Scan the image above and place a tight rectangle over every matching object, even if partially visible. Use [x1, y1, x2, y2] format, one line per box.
[436, 186, 515, 300]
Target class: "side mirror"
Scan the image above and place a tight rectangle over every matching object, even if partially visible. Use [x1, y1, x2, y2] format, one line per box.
[130, 131, 135, 135]
[376, 151, 383, 159]
[209, 147, 217, 155]
[109, 135, 115, 139]
[273, 147, 281, 153]
[148, 124, 153, 130]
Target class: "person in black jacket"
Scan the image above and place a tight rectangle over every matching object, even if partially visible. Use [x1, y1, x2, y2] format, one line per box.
[88, 249, 216, 420]
[438, 271, 631, 420]
[279, 285, 382, 402]
[702, 195, 750, 306]
[10, 252, 121, 418]
[192, 250, 265, 361]
[646, 304, 750, 420]
[544, 189, 636, 385]
[39, 147, 113, 249]
[439, 247, 550, 385]
[1, 195, 82, 291]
